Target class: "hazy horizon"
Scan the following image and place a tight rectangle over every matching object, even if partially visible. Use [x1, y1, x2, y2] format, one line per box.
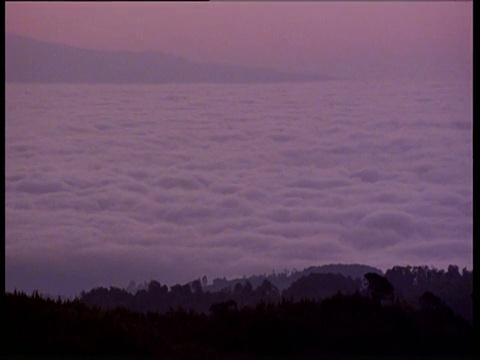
[5, 33, 333, 84]
[5, 2, 472, 81]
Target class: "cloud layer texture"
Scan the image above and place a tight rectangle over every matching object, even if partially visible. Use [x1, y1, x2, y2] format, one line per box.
[5, 79, 472, 296]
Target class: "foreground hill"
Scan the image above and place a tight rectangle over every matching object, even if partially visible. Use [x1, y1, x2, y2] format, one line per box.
[6, 34, 331, 84]
[6, 264, 473, 356]
[5, 290, 473, 358]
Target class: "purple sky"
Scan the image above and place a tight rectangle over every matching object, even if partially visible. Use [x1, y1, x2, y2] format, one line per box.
[5, 2, 472, 79]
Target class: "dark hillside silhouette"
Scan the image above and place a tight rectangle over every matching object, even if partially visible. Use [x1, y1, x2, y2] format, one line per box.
[5, 264, 474, 357]
[282, 272, 361, 300]
[5, 287, 474, 357]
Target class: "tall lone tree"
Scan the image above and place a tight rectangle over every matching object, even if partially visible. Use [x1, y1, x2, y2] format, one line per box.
[364, 272, 394, 304]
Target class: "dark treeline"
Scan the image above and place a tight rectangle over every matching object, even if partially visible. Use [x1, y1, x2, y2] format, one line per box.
[5, 264, 474, 357]
[77, 264, 472, 324]
[80, 274, 362, 316]
[5, 280, 474, 358]
[385, 265, 473, 322]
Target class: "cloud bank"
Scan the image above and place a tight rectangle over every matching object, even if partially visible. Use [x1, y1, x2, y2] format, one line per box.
[5, 79, 472, 296]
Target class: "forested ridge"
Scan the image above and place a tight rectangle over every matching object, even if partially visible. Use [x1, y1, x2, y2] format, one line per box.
[5, 264, 474, 357]
[78, 264, 472, 323]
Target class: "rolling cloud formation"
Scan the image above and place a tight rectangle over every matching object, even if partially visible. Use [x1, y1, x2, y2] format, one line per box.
[5, 79, 472, 296]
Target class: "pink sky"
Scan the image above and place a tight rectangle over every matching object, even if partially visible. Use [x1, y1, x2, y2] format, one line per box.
[5, 1, 472, 78]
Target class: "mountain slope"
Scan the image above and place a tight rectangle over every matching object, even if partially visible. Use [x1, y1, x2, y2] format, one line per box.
[5, 34, 330, 84]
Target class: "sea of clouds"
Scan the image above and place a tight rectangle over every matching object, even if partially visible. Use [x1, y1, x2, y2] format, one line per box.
[5, 79, 472, 296]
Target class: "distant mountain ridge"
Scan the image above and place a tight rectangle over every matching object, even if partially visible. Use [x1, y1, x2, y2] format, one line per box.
[5, 34, 331, 84]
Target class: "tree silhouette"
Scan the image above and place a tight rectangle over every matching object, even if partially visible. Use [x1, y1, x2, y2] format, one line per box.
[255, 279, 279, 299]
[364, 272, 394, 304]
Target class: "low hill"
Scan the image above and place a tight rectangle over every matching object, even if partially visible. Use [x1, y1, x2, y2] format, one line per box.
[205, 263, 383, 292]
